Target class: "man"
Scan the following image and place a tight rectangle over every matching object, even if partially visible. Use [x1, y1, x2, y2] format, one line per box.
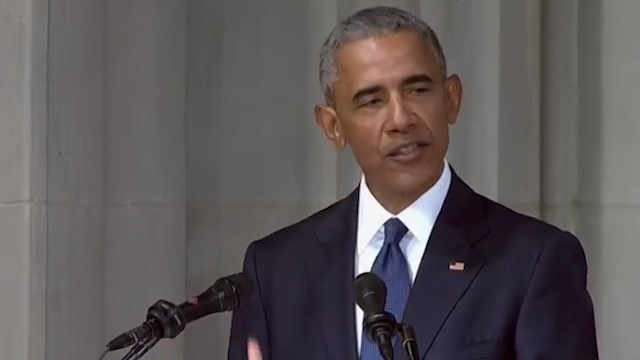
[228, 6, 599, 360]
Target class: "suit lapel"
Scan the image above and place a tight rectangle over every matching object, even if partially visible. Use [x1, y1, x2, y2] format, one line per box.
[396, 171, 489, 360]
[305, 189, 359, 360]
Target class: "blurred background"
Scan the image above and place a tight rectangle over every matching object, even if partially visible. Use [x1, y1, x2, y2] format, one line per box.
[1, 0, 638, 359]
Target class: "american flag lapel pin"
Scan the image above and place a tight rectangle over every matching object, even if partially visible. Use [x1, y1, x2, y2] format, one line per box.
[449, 261, 465, 271]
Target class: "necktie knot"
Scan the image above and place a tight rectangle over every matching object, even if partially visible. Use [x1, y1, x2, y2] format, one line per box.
[383, 218, 408, 246]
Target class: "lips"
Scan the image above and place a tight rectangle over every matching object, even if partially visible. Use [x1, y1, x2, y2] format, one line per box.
[387, 141, 428, 157]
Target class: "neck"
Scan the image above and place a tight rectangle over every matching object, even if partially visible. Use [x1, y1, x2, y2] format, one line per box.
[369, 188, 426, 215]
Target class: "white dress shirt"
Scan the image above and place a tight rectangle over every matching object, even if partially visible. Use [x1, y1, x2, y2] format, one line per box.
[354, 160, 452, 353]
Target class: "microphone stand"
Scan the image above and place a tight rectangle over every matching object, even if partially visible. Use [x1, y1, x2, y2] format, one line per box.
[120, 336, 160, 360]
[362, 311, 420, 360]
[397, 323, 419, 360]
[118, 299, 180, 360]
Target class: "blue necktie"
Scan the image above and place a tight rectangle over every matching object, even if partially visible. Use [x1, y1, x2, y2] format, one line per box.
[360, 218, 411, 360]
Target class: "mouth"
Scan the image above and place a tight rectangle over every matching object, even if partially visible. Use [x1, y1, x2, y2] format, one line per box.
[386, 141, 428, 158]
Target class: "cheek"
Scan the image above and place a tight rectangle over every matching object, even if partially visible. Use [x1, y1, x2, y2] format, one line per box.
[344, 125, 384, 164]
[429, 121, 451, 157]
[414, 108, 446, 133]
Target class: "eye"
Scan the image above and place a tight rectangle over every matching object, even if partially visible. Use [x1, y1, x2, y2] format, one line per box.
[362, 98, 382, 107]
[409, 87, 429, 94]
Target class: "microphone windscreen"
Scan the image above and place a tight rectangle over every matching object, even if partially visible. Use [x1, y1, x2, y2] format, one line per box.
[214, 273, 255, 310]
[353, 272, 387, 315]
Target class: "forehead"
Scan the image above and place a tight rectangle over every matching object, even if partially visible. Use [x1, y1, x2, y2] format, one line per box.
[334, 31, 438, 91]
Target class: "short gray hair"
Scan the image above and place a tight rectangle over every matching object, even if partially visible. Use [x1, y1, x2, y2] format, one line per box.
[319, 6, 447, 101]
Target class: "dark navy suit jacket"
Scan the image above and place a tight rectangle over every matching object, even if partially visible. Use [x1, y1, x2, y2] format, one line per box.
[227, 170, 599, 360]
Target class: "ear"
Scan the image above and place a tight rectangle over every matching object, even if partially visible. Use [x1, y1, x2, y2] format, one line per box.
[314, 104, 347, 149]
[444, 74, 463, 125]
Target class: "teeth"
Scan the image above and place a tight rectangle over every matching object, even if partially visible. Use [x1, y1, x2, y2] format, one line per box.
[397, 144, 418, 155]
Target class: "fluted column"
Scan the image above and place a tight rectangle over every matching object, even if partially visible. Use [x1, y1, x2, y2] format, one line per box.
[540, 0, 579, 230]
[575, 1, 640, 358]
[0, 0, 48, 359]
[419, 0, 542, 217]
[105, 1, 187, 359]
[45, 0, 106, 359]
[185, 1, 331, 358]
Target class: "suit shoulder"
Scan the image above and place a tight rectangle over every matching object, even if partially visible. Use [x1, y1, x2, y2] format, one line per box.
[247, 197, 346, 254]
[480, 195, 579, 249]
[476, 195, 588, 281]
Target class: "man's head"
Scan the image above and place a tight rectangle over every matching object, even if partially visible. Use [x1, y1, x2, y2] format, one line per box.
[314, 6, 462, 210]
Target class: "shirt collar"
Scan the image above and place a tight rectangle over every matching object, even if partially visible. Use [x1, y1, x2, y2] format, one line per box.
[356, 160, 452, 255]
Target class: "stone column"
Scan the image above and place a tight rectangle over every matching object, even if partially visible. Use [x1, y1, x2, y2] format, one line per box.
[184, 1, 328, 358]
[0, 0, 47, 358]
[419, 0, 542, 217]
[540, 0, 579, 230]
[576, 1, 640, 358]
[45, 0, 106, 358]
[105, 0, 187, 359]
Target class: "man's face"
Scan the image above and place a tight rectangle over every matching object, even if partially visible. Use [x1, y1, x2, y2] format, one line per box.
[315, 30, 462, 196]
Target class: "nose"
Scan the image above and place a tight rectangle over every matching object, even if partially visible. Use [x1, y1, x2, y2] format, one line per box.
[386, 95, 416, 133]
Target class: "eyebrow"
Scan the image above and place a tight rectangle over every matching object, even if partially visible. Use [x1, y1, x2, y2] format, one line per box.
[352, 85, 383, 103]
[402, 74, 434, 86]
[351, 73, 434, 102]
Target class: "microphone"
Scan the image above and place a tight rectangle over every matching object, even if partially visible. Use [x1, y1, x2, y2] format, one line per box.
[106, 272, 254, 352]
[353, 272, 398, 360]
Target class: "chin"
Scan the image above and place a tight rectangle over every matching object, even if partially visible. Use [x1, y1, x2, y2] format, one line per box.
[388, 171, 437, 196]
[389, 174, 432, 195]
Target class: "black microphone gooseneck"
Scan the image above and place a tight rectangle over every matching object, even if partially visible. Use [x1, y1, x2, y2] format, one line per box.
[101, 272, 254, 360]
[120, 336, 159, 360]
[115, 299, 175, 360]
[399, 323, 419, 360]
[353, 272, 398, 360]
[353, 272, 420, 360]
